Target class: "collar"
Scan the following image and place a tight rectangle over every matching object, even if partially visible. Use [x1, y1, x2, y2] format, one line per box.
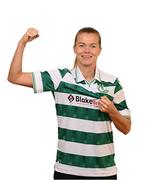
[73, 66, 101, 84]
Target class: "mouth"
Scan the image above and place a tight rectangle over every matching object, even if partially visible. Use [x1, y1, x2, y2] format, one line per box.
[81, 55, 92, 59]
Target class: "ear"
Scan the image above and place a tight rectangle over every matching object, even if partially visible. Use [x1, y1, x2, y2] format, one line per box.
[73, 45, 76, 54]
[98, 47, 102, 55]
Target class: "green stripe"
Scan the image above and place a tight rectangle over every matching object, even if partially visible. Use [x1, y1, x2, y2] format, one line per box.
[114, 78, 122, 93]
[56, 81, 114, 101]
[56, 104, 111, 122]
[57, 150, 115, 168]
[115, 100, 129, 110]
[58, 68, 71, 78]
[96, 80, 115, 87]
[58, 127, 113, 145]
[41, 71, 55, 92]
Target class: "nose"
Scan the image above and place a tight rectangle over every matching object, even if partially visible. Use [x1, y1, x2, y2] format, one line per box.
[84, 46, 91, 53]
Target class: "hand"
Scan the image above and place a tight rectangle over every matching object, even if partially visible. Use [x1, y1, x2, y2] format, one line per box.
[98, 96, 117, 115]
[19, 28, 39, 46]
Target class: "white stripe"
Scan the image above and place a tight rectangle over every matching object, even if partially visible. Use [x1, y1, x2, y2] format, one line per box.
[100, 70, 116, 83]
[62, 72, 76, 84]
[58, 140, 114, 157]
[54, 92, 99, 110]
[33, 72, 43, 93]
[57, 116, 112, 133]
[104, 86, 115, 97]
[119, 109, 131, 117]
[48, 69, 62, 89]
[114, 89, 125, 104]
[55, 162, 117, 177]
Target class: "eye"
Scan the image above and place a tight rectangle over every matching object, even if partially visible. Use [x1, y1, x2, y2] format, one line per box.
[91, 44, 97, 48]
[79, 44, 84, 47]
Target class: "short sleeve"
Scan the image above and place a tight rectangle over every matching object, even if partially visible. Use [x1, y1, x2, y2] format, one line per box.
[32, 69, 62, 93]
[113, 78, 131, 118]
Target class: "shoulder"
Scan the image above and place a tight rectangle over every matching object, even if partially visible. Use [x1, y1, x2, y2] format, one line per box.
[43, 68, 71, 78]
[58, 68, 71, 78]
[98, 69, 117, 84]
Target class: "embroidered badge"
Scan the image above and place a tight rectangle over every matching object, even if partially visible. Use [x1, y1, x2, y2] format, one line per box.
[97, 84, 109, 94]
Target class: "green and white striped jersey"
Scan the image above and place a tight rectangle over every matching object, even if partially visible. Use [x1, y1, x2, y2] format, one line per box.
[32, 67, 130, 177]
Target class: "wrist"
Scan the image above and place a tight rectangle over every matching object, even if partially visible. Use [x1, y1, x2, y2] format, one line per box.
[109, 108, 120, 118]
[18, 40, 27, 47]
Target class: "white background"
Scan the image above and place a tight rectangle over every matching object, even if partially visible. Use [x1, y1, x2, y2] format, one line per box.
[0, 0, 152, 179]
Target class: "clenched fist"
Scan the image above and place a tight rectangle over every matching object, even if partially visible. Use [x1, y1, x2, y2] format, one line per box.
[19, 28, 39, 46]
[98, 96, 117, 115]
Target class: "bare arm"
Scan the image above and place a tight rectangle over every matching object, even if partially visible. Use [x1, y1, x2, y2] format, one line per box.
[8, 28, 39, 87]
[98, 96, 131, 134]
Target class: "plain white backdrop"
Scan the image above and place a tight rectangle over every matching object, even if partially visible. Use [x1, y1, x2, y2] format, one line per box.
[0, 0, 152, 179]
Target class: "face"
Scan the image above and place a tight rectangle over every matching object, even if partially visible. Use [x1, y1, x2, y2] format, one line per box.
[74, 32, 101, 67]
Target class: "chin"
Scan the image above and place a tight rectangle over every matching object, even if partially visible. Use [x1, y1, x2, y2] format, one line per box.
[82, 63, 93, 67]
[80, 60, 92, 66]
[77, 59, 95, 67]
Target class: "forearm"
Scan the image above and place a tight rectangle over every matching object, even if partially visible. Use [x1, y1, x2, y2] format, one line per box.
[109, 110, 131, 135]
[98, 96, 131, 134]
[8, 41, 26, 83]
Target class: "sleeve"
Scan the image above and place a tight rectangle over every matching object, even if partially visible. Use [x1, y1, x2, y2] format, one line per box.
[32, 69, 62, 93]
[113, 78, 131, 118]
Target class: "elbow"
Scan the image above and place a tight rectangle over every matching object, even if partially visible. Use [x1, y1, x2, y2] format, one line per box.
[7, 73, 18, 84]
[7, 76, 12, 83]
[123, 121, 131, 135]
[7, 75, 13, 83]
[123, 127, 131, 135]
[7, 74, 15, 84]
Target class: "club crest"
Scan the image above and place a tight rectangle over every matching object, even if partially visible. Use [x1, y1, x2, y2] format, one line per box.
[97, 84, 109, 94]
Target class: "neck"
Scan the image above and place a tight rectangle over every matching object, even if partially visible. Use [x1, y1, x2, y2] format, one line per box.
[77, 64, 96, 81]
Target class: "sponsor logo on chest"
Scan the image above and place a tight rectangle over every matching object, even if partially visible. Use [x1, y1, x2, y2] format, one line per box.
[68, 94, 98, 106]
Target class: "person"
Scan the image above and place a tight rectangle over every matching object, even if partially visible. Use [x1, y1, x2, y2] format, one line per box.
[8, 27, 131, 179]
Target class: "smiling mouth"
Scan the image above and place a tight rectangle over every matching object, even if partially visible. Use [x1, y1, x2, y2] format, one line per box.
[81, 55, 92, 59]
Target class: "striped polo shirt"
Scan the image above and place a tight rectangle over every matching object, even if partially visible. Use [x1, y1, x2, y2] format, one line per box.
[32, 67, 130, 177]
